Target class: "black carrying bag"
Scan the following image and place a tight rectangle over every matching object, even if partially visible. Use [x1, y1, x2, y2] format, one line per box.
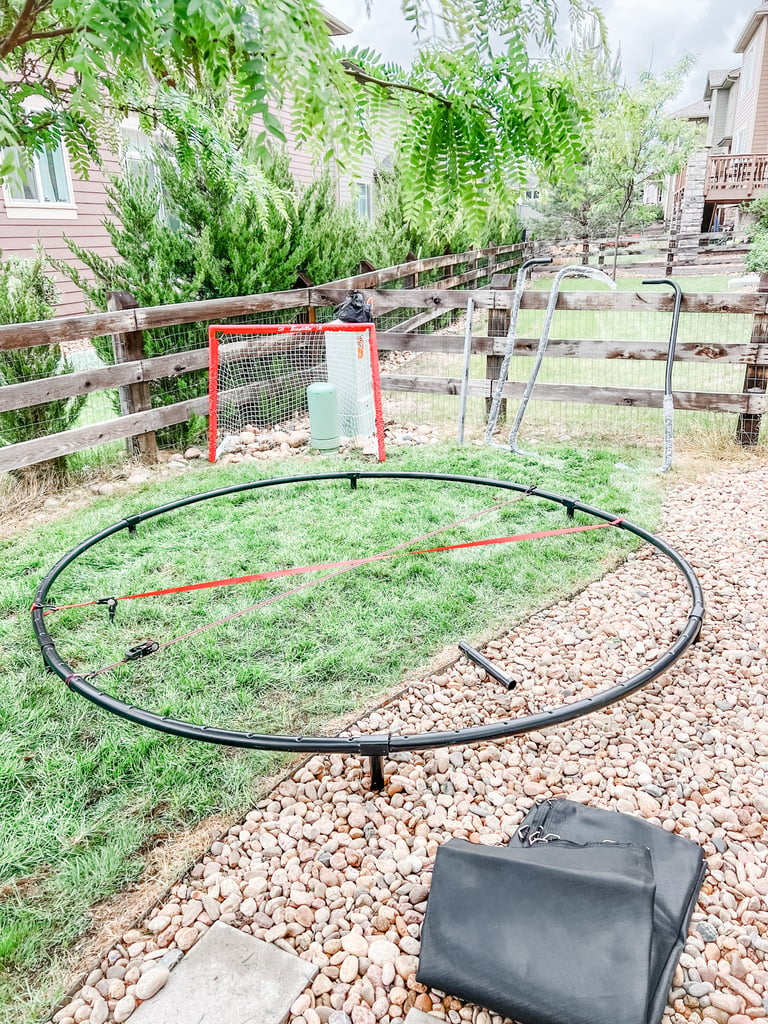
[416, 799, 706, 1024]
[334, 289, 372, 324]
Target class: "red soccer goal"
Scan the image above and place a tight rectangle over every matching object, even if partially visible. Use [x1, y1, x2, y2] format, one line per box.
[208, 322, 386, 463]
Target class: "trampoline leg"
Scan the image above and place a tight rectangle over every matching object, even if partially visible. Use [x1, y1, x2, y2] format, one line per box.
[368, 754, 385, 791]
[459, 641, 517, 690]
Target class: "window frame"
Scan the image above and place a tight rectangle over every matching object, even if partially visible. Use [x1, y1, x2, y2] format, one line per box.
[355, 181, 373, 220]
[741, 38, 758, 94]
[2, 102, 77, 219]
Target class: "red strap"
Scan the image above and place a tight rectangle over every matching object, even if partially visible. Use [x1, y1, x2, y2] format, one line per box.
[80, 517, 624, 678]
[50, 518, 623, 609]
[416, 519, 623, 554]
[46, 496, 518, 612]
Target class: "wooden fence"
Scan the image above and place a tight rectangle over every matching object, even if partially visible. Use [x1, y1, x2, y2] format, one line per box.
[1, 243, 767, 475]
[0, 245, 523, 474]
[547, 230, 752, 277]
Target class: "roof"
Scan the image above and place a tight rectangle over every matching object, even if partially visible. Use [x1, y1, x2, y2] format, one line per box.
[734, 4, 768, 54]
[323, 10, 353, 36]
[671, 99, 711, 121]
[704, 67, 740, 100]
[708, 69, 734, 88]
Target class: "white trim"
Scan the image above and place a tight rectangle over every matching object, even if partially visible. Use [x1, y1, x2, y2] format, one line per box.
[355, 180, 373, 219]
[2, 200, 78, 219]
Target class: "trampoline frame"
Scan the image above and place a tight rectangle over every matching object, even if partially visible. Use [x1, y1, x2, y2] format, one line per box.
[31, 471, 704, 789]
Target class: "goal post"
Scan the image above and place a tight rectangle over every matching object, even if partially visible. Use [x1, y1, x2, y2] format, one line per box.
[208, 322, 386, 463]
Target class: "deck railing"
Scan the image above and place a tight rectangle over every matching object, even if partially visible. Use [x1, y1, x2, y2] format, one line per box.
[705, 153, 768, 199]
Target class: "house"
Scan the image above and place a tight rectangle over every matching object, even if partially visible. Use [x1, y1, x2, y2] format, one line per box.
[670, 1, 768, 239]
[0, 10, 390, 316]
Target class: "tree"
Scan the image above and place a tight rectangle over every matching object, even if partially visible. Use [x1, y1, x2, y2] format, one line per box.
[0, 0, 601, 230]
[536, 21, 624, 241]
[593, 58, 699, 275]
[53, 125, 385, 448]
[537, 47, 700, 272]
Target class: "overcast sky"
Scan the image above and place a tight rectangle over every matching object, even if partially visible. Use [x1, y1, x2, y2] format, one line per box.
[324, 0, 763, 108]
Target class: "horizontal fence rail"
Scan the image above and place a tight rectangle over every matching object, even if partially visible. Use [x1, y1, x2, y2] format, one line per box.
[1, 242, 767, 475]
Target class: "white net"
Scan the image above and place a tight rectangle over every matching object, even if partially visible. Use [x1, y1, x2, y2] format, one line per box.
[208, 323, 385, 461]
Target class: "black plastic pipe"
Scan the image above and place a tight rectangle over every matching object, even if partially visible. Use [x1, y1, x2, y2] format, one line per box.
[31, 471, 704, 784]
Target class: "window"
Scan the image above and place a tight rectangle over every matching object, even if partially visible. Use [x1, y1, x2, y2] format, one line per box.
[356, 181, 373, 219]
[121, 125, 159, 187]
[120, 121, 180, 230]
[5, 142, 73, 206]
[741, 39, 758, 93]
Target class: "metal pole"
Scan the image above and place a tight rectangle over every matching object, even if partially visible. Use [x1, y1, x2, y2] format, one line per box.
[642, 279, 683, 473]
[485, 256, 553, 445]
[457, 298, 475, 443]
[508, 265, 616, 457]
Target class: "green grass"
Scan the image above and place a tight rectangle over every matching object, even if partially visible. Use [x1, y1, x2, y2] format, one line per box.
[0, 444, 663, 1020]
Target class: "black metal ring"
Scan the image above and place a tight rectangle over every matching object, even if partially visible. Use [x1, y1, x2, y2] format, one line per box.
[31, 471, 704, 758]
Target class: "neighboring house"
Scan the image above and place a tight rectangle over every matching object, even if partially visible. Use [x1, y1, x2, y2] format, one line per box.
[0, 122, 121, 317]
[670, 1, 768, 237]
[0, 10, 392, 316]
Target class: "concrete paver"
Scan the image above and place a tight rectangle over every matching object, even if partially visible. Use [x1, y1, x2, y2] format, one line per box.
[131, 921, 317, 1024]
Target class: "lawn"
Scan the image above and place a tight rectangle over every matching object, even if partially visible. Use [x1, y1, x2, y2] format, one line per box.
[0, 443, 663, 1021]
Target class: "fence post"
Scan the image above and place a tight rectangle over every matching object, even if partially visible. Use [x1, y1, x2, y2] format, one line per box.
[598, 242, 606, 268]
[107, 290, 159, 461]
[292, 272, 316, 323]
[403, 251, 418, 290]
[486, 245, 497, 282]
[736, 274, 768, 446]
[485, 273, 514, 421]
[581, 238, 590, 266]
[665, 233, 676, 277]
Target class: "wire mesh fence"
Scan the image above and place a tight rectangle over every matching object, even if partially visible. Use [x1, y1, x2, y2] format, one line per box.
[375, 275, 761, 457]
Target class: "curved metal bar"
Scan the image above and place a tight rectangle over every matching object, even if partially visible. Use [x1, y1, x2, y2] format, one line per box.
[508, 265, 617, 457]
[643, 278, 683, 473]
[31, 471, 703, 765]
[485, 256, 553, 446]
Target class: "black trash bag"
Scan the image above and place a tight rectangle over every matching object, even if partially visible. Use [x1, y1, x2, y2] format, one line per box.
[334, 289, 372, 324]
[416, 799, 706, 1024]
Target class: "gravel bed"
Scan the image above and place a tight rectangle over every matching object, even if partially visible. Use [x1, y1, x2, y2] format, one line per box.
[52, 459, 768, 1024]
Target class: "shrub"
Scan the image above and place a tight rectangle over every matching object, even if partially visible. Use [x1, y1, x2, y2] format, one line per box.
[746, 230, 768, 276]
[0, 254, 86, 480]
[55, 120, 521, 449]
[57, 135, 400, 447]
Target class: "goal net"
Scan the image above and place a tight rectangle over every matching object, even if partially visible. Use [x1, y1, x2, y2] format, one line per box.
[208, 322, 386, 462]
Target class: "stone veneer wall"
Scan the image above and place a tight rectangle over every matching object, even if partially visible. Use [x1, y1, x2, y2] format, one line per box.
[676, 151, 708, 262]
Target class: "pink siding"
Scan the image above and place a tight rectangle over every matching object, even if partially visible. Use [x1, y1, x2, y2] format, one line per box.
[733, 19, 767, 153]
[0, 148, 119, 317]
[1, 100, 396, 317]
[257, 99, 321, 187]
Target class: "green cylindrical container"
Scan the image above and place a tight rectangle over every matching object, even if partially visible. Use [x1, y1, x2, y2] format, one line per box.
[307, 382, 340, 452]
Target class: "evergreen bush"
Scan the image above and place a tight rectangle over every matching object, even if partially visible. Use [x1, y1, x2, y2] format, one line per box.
[0, 254, 86, 480]
[55, 122, 521, 448]
[746, 194, 768, 276]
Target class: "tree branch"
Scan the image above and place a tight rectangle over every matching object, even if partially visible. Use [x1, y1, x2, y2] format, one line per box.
[341, 60, 453, 108]
[340, 59, 502, 127]
[24, 26, 77, 43]
[0, 0, 39, 59]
